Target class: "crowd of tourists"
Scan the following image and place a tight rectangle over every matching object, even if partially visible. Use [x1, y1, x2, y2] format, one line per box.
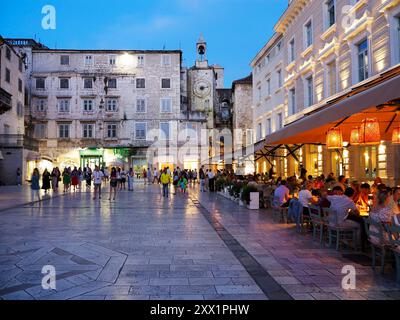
[28, 164, 226, 203]
[29, 165, 135, 202]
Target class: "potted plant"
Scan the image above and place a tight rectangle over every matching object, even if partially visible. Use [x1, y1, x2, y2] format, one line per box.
[241, 185, 260, 210]
[229, 181, 243, 201]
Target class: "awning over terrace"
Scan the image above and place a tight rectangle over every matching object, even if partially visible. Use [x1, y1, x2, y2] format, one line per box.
[261, 65, 400, 147]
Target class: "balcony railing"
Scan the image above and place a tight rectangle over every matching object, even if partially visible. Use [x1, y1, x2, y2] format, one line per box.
[0, 88, 12, 115]
[0, 134, 39, 151]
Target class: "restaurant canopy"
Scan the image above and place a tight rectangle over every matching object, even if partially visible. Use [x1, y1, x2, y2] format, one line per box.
[263, 65, 400, 146]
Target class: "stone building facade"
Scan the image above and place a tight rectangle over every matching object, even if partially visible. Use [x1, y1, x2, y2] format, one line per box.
[232, 74, 254, 174]
[2, 34, 229, 180]
[0, 37, 38, 185]
[253, 0, 400, 185]
[251, 33, 286, 176]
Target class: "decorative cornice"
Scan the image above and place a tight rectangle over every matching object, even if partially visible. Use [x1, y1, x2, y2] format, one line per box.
[318, 37, 339, 60]
[275, 0, 312, 34]
[299, 57, 314, 75]
[301, 45, 314, 59]
[284, 71, 297, 87]
[343, 11, 374, 42]
[320, 24, 337, 41]
[286, 60, 296, 73]
[250, 33, 283, 67]
[378, 0, 400, 13]
[348, 0, 369, 16]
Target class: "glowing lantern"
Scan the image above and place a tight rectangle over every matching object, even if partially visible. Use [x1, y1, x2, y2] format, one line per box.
[359, 118, 380, 145]
[350, 127, 360, 145]
[326, 127, 343, 149]
[392, 126, 400, 144]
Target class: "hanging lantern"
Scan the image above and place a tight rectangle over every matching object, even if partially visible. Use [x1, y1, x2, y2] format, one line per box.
[326, 127, 343, 149]
[392, 126, 400, 144]
[350, 127, 360, 145]
[359, 118, 380, 145]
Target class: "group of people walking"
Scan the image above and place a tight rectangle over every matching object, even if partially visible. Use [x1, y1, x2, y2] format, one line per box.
[30, 164, 220, 203]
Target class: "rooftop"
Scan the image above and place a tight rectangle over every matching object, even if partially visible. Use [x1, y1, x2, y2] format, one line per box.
[4, 38, 182, 54]
[232, 74, 252, 89]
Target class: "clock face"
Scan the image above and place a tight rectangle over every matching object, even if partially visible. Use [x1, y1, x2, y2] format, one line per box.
[193, 80, 211, 98]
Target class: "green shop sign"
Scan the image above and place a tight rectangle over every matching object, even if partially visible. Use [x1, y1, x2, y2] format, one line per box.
[79, 148, 104, 157]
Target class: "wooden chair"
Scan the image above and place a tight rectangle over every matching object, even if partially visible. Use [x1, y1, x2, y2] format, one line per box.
[327, 209, 358, 251]
[309, 205, 327, 246]
[301, 206, 312, 232]
[364, 218, 391, 274]
[385, 223, 400, 283]
[264, 194, 274, 209]
[271, 196, 287, 223]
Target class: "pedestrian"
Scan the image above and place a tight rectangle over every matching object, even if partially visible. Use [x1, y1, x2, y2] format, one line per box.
[93, 165, 104, 200]
[160, 168, 171, 198]
[147, 167, 152, 185]
[173, 169, 179, 192]
[51, 168, 58, 191]
[208, 169, 215, 192]
[188, 170, 193, 185]
[42, 168, 51, 194]
[109, 167, 118, 201]
[56, 167, 61, 190]
[86, 167, 92, 189]
[178, 174, 188, 194]
[30, 168, 41, 204]
[193, 169, 198, 185]
[62, 168, 71, 193]
[127, 167, 134, 191]
[120, 169, 126, 190]
[16, 167, 22, 186]
[78, 167, 83, 190]
[153, 167, 159, 184]
[143, 168, 147, 185]
[117, 168, 122, 189]
[103, 167, 109, 183]
[199, 166, 206, 192]
[71, 167, 79, 192]
[205, 169, 209, 191]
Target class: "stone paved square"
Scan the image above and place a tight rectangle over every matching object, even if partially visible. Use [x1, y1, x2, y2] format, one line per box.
[0, 184, 399, 300]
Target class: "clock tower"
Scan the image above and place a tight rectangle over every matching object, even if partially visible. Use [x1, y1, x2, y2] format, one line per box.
[180, 34, 226, 170]
[186, 33, 224, 129]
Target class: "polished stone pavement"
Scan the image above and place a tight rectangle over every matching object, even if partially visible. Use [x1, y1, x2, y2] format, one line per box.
[0, 183, 399, 300]
[0, 185, 57, 212]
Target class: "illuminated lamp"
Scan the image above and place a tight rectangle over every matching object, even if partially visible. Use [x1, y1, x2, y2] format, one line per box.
[392, 126, 400, 144]
[359, 118, 380, 145]
[350, 127, 360, 145]
[326, 127, 343, 149]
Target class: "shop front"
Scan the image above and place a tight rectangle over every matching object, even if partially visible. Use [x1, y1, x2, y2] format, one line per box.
[79, 148, 104, 169]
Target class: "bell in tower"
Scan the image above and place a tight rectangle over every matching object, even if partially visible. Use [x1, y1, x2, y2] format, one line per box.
[196, 33, 208, 67]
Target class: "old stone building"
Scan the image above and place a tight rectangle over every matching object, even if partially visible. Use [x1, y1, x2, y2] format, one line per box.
[0, 37, 38, 185]
[232, 74, 254, 174]
[1, 34, 231, 180]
